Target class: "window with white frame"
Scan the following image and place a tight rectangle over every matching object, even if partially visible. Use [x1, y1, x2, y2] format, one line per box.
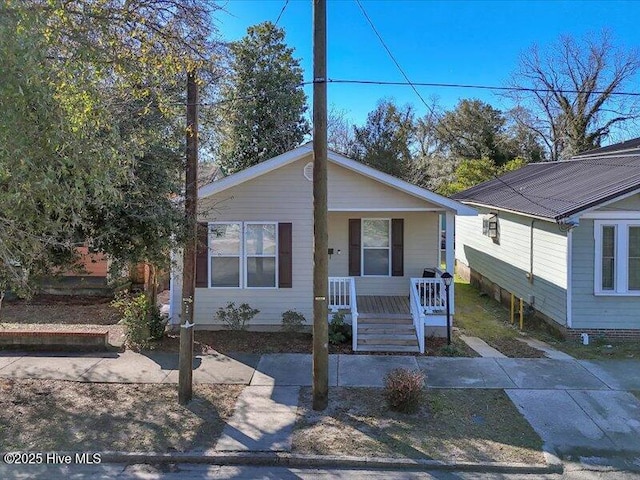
[209, 223, 242, 288]
[595, 220, 640, 295]
[209, 222, 278, 288]
[245, 223, 277, 288]
[362, 219, 390, 276]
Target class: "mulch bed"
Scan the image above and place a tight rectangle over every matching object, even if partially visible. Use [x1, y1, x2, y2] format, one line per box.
[150, 331, 478, 357]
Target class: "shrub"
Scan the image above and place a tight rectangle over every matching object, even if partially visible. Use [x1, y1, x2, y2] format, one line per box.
[216, 302, 259, 331]
[328, 311, 352, 345]
[281, 310, 306, 333]
[112, 292, 167, 348]
[383, 368, 426, 414]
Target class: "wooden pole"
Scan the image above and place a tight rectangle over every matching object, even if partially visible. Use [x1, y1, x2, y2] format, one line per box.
[179, 70, 198, 405]
[312, 0, 329, 411]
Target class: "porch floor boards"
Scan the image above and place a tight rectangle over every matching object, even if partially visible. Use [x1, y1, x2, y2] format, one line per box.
[356, 295, 410, 316]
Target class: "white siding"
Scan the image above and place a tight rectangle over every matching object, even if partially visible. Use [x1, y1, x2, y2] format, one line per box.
[194, 156, 314, 327]
[571, 218, 640, 329]
[456, 209, 568, 324]
[328, 211, 440, 296]
[327, 162, 440, 210]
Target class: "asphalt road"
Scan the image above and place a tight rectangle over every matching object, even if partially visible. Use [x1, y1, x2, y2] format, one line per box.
[1, 463, 639, 480]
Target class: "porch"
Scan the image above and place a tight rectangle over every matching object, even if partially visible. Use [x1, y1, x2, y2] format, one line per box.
[329, 275, 451, 353]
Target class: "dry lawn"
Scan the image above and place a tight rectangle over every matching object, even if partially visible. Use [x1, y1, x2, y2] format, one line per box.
[293, 387, 544, 464]
[0, 379, 241, 452]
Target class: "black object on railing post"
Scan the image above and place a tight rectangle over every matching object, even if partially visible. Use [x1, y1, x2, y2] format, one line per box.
[441, 272, 453, 345]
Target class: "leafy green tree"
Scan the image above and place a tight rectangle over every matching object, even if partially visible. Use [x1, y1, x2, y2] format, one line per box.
[351, 100, 415, 179]
[217, 22, 309, 174]
[436, 99, 512, 165]
[0, 1, 220, 299]
[439, 157, 527, 196]
[509, 31, 640, 160]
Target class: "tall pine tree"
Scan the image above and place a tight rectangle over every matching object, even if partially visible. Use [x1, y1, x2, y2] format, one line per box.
[218, 22, 309, 174]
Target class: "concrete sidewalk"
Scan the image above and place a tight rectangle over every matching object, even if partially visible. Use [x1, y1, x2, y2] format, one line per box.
[2, 351, 640, 458]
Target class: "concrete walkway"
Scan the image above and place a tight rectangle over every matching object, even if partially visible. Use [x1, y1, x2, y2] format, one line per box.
[2, 350, 640, 458]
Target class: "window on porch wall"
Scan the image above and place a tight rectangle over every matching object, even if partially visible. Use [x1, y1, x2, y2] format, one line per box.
[362, 219, 390, 276]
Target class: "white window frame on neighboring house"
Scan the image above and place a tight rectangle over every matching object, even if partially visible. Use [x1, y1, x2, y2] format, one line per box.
[361, 218, 391, 277]
[208, 221, 279, 289]
[594, 219, 640, 296]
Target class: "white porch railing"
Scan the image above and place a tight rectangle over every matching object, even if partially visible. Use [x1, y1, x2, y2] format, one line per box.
[409, 280, 426, 354]
[411, 278, 447, 314]
[328, 277, 359, 351]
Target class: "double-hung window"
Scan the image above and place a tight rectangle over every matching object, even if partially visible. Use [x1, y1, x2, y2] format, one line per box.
[362, 219, 391, 276]
[209, 222, 278, 288]
[595, 220, 640, 295]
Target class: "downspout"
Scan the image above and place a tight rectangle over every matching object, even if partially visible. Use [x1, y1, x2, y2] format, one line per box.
[528, 220, 535, 284]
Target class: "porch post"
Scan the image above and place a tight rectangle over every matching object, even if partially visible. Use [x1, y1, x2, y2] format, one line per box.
[445, 211, 455, 314]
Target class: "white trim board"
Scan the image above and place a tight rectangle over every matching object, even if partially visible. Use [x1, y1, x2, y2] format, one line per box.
[198, 144, 476, 216]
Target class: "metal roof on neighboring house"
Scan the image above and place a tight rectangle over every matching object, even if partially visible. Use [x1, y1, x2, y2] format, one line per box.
[451, 139, 640, 222]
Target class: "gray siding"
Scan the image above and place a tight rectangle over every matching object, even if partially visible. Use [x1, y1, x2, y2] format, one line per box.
[595, 192, 640, 212]
[456, 209, 568, 324]
[571, 219, 640, 329]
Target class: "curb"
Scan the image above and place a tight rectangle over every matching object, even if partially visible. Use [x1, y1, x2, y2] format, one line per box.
[100, 451, 564, 474]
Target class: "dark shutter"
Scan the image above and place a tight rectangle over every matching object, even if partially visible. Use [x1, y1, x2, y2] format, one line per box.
[391, 218, 404, 277]
[278, 223, 293, 288]
[195, 222, 209, 288]
[348, 219, 361, 276]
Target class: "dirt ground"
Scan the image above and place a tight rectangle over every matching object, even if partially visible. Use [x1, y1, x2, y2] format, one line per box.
[293, 387, 544, 464]
[0, 379, 241, 453]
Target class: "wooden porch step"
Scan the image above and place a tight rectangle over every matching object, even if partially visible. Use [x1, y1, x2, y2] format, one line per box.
[358, 334, 418, 345]
[358, 326, 416, 335]
[356, 344, 421, 353]
[358, 313, 411, 320]
[358, 317, 413, 325]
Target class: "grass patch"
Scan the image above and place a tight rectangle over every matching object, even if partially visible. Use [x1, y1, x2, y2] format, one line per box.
[454, 279, 544, 358]
[293, 387, 544, 464]
[539, 335, 640, 360]
[0, 379, 241, 452]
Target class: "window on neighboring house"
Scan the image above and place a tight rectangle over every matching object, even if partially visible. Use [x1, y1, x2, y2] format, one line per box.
[595, 220, 640, 295]
[209, 222, 279, 288]
[482, 214, 499, 241]
[210, 223, 241, 288]
[362, 219, 390, 276]
[245, 223, 277, 288]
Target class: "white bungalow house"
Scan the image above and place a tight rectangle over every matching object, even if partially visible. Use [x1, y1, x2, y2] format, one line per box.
[453, 138, 640, 339]
[170, 144, 476, 352]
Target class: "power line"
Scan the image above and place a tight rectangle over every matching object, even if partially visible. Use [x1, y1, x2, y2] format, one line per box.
[325, 78, 640, 98]
[274, 0, 290, 26]
[353, 0, 436, 114]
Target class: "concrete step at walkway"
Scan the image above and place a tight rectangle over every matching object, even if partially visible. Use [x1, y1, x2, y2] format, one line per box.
[215, 385, 300, 452]
[459, 335, 507, 358]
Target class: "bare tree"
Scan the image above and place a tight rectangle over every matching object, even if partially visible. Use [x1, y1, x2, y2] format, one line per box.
[508, 31, 640, 161]
[327, 105, 355, 155]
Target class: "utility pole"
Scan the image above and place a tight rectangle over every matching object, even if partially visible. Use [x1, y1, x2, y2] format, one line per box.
[312, 0, 329, 411]
[179, 70, 198, 405]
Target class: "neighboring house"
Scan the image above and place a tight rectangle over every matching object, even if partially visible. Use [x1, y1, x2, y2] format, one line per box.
[453, 138, 640, 338]
[170, 144, 475, 352]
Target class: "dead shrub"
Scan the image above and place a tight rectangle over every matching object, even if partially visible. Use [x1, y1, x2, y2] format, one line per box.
[383, 368, 426, 413]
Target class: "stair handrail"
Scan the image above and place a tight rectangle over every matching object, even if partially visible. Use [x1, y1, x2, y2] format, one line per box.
[349, 277, 358, 351]
[409, 278, 426, 353]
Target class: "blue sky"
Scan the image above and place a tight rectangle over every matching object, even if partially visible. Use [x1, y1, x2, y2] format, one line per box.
[216, 0, 640, 125]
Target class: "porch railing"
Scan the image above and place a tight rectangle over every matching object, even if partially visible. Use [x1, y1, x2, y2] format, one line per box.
[328, 276, 359, 351]
[411, 278, 447, 314]
[409, 280, 425, 353]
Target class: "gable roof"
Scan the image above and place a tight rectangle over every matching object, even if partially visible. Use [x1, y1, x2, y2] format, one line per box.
[452, 140, 640, 222]
[199, 144, 476, 215]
